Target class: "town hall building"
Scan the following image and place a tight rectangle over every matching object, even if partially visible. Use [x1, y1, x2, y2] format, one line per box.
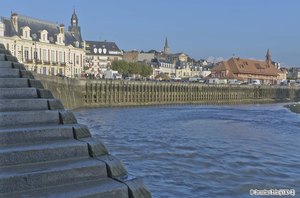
[0, 10, 85, 77]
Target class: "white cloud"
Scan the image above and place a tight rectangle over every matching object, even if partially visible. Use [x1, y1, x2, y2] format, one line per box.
[206, 56, 225, 63]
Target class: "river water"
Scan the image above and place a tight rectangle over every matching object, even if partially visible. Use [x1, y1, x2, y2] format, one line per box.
[75, 104, 300, 198]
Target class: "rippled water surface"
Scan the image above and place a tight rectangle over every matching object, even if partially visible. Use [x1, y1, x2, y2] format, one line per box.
[75, 104, 300, 198]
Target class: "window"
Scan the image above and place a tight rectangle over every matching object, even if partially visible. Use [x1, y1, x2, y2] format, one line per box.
[42, 49, 47, 61]
[50, 50, 55, 62]
[76, 55, 79, 64]
[42, 67, 47, 75]
[58, 51, 63, 63]
[50, 68, 54, 75]
[34, 50, 38, 60]
[43, 34, 46, 41]
[24, 47, 29, 61]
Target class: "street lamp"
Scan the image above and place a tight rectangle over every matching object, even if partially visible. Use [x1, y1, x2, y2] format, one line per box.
[32, 33, 37, 72]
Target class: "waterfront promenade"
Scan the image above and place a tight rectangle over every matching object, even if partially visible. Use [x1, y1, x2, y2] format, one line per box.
[35, 74, 300, 109]
[0, 44, 151, 197]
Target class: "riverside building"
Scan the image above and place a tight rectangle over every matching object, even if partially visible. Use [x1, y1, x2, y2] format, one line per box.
[85, 40, 123, 77]
[210, 49, 286, 85]
[0, 10, 85, 77]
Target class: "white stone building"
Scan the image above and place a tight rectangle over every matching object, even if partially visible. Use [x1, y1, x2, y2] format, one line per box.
[0, 11, 85, 77]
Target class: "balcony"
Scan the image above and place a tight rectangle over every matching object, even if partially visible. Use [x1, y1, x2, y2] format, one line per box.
[24, 59, 33, 64]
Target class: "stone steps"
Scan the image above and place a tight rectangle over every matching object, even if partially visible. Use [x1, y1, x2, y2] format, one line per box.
[0, 99, 49, 112]
[0, 61, 26, 70]
[0, 98, 63, 112]
[0, 78, 29, 88]
[0, 55, 17, 62]
[0, 49, 11, 55]
[1, 178, 128, 198]
[0, 54, 5, 61]
[0, 88, 38, 99]
[0, 46, 151, 197]
[0, 139, 89, 166]
[0, 110, 61, 127]
[0, 61, 14, 68]
[0, 157, 108, 195]
[0, 123, 85, 146]
[0, 68, 20, 78]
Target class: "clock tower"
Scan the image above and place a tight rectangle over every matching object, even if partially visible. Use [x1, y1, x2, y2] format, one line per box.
[71, 9, 78, 27]
[68, 9, 82, 44]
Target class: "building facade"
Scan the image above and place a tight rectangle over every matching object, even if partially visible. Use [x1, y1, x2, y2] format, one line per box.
[85, 41, 123, 77]
[0, 11, 85, 77]
[210, 50, 286, 85]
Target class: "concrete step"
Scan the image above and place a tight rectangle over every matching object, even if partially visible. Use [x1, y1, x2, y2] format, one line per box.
[0, 61, 26, 70]
[0, 88, 37, 99]
[0, 110, 60, 127]
[0, 54, 5, 61]
[0, 98, 63, 112]
[0, 157, 109, 195]
[0, 49, 11, 55]
[0, 61, 13, 68]
[0, 123, 84, 146]
[1, 178, 128, 198]
[0, 68, 20, 78]
[0, 78, 29, 88]
[3, 55, 18, 62]
[0, 139, 89, 167]
[0, 99, 49, 112]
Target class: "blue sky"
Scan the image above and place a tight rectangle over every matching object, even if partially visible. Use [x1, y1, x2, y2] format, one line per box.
[1, 0, 299, 66]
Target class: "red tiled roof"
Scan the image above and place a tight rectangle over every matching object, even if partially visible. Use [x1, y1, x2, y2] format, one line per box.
[212, 58, 280, 77]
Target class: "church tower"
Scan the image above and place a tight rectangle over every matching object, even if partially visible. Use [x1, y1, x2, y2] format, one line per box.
[266, 49, 271, 65]
[163, 37, 170, 55]
[68, 9, 82, 43]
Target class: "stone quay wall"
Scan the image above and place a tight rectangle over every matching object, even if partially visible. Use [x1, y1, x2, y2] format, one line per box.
[35, 74, 300, 109]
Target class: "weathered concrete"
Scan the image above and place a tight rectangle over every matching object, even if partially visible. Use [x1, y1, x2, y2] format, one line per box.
[35, 74, 300, 109]
[0, 43, 151, 198]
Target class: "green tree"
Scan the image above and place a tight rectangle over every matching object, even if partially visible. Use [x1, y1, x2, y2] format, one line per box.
[111, 61, 153, 78]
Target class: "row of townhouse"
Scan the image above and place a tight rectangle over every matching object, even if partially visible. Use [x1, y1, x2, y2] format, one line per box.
[123, 45, 211, 80]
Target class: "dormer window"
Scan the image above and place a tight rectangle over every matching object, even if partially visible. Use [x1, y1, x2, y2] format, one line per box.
[21, 26, 31, 40]
[56, 33, 64, 45]
[39, 30, 49, 43]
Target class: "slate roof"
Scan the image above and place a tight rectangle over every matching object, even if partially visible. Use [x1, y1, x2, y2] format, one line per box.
[1, 17, 16, 37]
[85, 41, 122, 56]
[1, 14, 82, 48]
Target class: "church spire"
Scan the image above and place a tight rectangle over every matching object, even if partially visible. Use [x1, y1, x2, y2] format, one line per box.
[164, 37, 169, 48]
[266, 48, 271, 65]
[163, 37, 170, 55]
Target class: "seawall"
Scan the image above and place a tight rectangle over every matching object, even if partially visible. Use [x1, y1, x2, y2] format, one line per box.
[35, 74, 300, 109]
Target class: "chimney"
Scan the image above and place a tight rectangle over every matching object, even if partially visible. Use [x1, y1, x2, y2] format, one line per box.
[59, 24, 64, 34]
[11, 13, 18, 32]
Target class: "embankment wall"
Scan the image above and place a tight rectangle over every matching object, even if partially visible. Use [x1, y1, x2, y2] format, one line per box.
[35, 74, 300, 109]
